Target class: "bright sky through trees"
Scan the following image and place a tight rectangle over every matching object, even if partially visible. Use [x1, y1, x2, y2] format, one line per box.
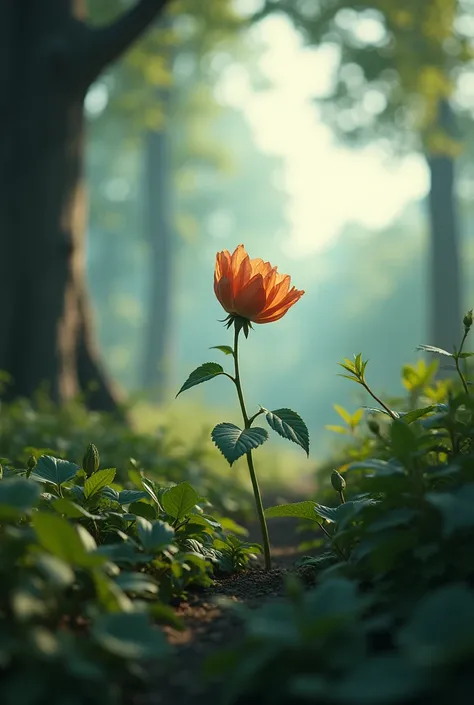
[216, 14, 430, 258]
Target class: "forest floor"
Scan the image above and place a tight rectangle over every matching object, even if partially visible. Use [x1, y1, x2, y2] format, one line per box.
[133, 499, 316, 705]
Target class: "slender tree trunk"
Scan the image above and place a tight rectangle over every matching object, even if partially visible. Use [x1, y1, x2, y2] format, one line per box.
[427, 154, 462, 352]
[141, 125, 173, 400]
[0, 0, 170, 407]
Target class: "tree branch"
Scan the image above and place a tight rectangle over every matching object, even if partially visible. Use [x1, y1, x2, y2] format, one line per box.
[81, 0, 171, 86]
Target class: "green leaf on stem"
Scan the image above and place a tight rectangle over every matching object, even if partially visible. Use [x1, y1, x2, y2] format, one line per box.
[211, 423, 268, 466]
[161, 482, 199, 520]
[417, 344, 453, 357]
[265, 501, 319, 522]
[210, 345, 234, 356]
[176, 363, 225, 397]
[31, 456, 79, 487]
[84, 468, 116, 499]
[264, 408, 309, 456]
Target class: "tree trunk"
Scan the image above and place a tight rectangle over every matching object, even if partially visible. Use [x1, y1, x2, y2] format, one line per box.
[141, 125, 173, 400]
[427, 154, 462, 352]
[0, 0, 170, 407]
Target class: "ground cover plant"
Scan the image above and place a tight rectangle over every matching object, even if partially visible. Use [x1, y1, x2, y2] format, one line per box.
[0, 439, 260, 705]
[207, 311, 474, 705]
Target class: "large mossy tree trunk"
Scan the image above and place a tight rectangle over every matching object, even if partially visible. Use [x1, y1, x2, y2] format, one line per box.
[0, 0, 169, 408]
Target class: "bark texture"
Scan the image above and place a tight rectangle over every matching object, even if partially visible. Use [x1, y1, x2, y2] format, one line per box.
[0, 0, 169, 406]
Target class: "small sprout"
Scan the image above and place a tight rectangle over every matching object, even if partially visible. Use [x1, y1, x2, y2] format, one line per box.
[83, 443, 100, 477]
[26, 455, 37, 478]
[463, 309, 473, 333]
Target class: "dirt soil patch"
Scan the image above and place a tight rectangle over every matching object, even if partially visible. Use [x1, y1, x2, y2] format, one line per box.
[133, 508, 317, 705]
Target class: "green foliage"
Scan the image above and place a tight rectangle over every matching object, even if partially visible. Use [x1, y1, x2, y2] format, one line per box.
[0, 433, 259, 704]
[264, 408, 310, 456]
[211, 423, 269, 466]
[176, 362, 225, 396]
[210, 333, 474, 705]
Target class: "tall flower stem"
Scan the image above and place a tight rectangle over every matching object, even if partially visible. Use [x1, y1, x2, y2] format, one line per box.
[233, 324, 272, 571]
[455, 329, 470, 396]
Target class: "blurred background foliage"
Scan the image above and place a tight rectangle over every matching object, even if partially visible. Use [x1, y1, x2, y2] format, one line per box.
[80, 0, 474, 465]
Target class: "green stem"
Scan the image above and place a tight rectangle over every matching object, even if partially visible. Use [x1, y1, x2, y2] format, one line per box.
[233, 324, 272, 571]
[362, 382, 397, 420]
[454, 330, 470, 396]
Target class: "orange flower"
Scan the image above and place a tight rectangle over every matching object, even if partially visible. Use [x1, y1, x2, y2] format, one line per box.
[214, 244, 304, 324]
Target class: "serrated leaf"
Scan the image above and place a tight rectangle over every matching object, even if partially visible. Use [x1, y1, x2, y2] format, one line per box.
[31, 456, 79, 487]
[161, 482, 199, 520]
[264, 408, 309, 456]
[210, 345, 234, 356]
[265, 501, 319, 522]
[211, 423, 268, 466]
[417, 344, 453, 357]
[84, 468, 116, 499]
[176, 362, 224, 397]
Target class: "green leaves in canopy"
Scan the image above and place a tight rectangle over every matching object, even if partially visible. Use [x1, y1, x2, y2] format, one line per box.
[31, 456, 79, 487]
[117, 489, 148, 505]
[0, 477, 41, 519]
[92, 612, 169, 659]
[211, 423, 268, 466]
[161, 482, 199, 520]
[264, 408, 309, 456]
[390, 420, 417, 461]
[84, 468, 116, 499]
[176, 362, 225, 396]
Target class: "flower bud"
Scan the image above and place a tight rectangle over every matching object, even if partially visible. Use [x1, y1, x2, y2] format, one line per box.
[331, 470, 346, 493]
[83, 443, 100, 477]
[368, 419, 380, 435]
[26, 455, 37, 478]
[463, 309, 473, 332]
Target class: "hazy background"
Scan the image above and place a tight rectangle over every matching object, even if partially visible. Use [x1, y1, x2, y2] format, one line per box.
[83, 0, 474, 460]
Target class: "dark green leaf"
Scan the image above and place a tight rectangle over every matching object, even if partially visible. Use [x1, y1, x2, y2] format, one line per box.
[211, 423, 268, 465]
[0, 477, 41, 518]
[265, 501, 319, 522]
[401, 406, 436, 424]
[129, 501, 156, 521]
[31, 456, 79, 487]
[84, 468, 116, 499]
[52, 498, 102, 520]
[399, 584, 474, 665]
[210, 345, 234, 356]
[118, 489, 148, 505]
[161, 482, 199, 520]
[390, 420, 417, 460]
[332, 655, 427, 704]
[347, 459, 405, 477]
[92, 612, 169, 659]
[176, 362, 224, 397]
[141, 477, 162, 509]
[264, 408, 309, 456]
[114, 572, 159, 596]
[32, 513, 103, 567]
[136, 517, 175, 552]
[426, 484, 474, 537]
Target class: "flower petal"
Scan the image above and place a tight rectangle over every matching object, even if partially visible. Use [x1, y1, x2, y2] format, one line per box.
[234, 274, 267, 319]
[255, 287, 305, 323]
[215, 250, 231, 280]
[215, 276, 234, 313]
[233, 254, 252, 297]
